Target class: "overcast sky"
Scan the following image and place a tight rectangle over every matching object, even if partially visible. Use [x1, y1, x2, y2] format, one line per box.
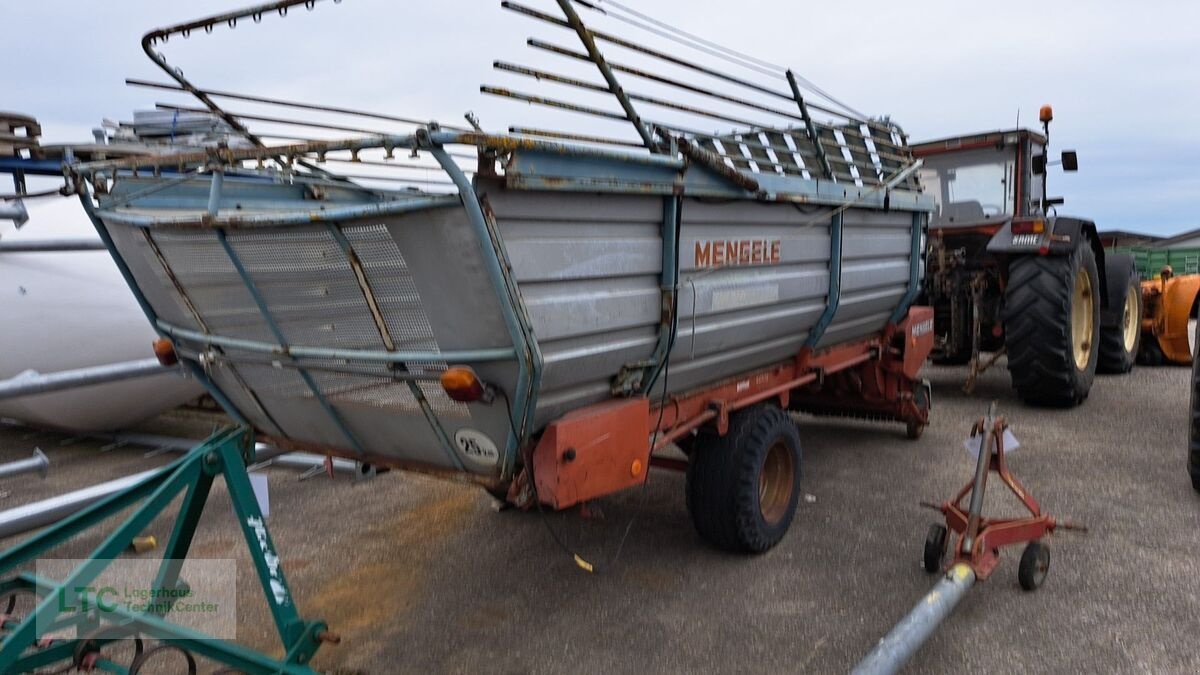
[5, 0, 1198, 235]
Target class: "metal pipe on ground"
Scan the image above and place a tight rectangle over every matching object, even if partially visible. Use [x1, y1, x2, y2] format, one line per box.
[0, 468, 160, 540]
[97, 431, 366, 477]
[0, 359, 179, 401]
[0, 449, 49, 480]
[0, 240, 107, 252]
[0, 201, 28, 226]
[0, 440, 369, 540]
[851, 564, 977, 675]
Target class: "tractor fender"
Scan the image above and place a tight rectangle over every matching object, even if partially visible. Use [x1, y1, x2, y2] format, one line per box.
[1100, 253, 1138, 327]
[988, 216, 1109, 309]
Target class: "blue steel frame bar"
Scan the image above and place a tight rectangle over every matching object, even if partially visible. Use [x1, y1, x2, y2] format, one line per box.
[98, 193, 462, 229]
[806, 212, 844, 348]
[74, 129, 930, 210]
[0, 428, 327, 674]
[156, 320, 517, 364]
[214, 226, 369, 457]
[890, 210, 927, 325]
[425, 137, 543, 475]
[642, 194, 681, 392]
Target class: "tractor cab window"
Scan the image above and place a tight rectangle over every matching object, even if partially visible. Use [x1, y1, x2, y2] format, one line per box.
[918, 147, 1016, 227]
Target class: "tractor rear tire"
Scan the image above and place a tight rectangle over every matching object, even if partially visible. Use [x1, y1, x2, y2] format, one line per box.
[1003, 244, 1101, 407]
[686, 405, 802, 553]
[1189, 319, 1200, 492]
[1097, 258, 1142, 374]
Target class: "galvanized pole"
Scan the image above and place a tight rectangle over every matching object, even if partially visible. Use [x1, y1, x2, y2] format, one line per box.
[0, 444, 365, 540]
[0, 468, 161, 540]
[852, 563, 977, 675]
[961, 402, 998, 553]
[0, 449, 49, 480]
[0, 239, 107, 252]
[0, 201, 28, 226]
[0, 358, 178, 401]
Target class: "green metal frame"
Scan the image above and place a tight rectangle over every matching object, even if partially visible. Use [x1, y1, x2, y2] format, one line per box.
[0, 428, 328, 674]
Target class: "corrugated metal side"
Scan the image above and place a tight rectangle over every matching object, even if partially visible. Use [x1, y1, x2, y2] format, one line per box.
[818, 208, 914, 348]
[477, 182, 664, 425]
[668, 199, 830, 393]
[485, 186, 921, 424]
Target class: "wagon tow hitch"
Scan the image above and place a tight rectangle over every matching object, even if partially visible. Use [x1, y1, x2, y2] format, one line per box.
[853, 402, 1086, 675]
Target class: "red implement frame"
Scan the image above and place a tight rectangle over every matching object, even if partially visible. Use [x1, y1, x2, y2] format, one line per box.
[932, 410, 1076, 580]
[522, 306, 935, 509]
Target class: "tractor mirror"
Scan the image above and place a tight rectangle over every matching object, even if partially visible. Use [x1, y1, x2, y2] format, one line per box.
[1061, 150, 1078, 171]
[1032, 154, 1046, 175]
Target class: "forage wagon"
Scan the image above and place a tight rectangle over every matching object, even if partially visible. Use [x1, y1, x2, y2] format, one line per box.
[73, 0, 934, 553]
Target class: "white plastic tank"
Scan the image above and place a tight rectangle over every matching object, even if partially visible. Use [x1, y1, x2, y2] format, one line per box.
[0, 196, 201, 431]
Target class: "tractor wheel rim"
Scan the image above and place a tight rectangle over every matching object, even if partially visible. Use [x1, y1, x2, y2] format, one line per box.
[1122, 284, 1139, 353]
[759, 441, 794, 525]
[1072, 266, 1095, 370]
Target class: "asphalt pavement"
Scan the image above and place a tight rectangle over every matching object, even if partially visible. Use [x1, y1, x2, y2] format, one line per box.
[1, 360, 1197, 674]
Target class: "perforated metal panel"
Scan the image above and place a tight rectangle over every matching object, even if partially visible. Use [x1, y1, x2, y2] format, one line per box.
[138, 223, 470, 423]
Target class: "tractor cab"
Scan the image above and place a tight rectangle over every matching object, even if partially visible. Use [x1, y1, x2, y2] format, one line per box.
[914, 128, 1048, 233]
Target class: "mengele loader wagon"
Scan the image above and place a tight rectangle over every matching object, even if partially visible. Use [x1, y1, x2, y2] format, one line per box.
[56, 0, 936, 555]
[0, 1, 940, 672]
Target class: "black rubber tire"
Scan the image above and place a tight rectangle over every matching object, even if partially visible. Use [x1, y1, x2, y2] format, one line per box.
[923, 523, 947, 573]
[685, 405, 802, 553]
[906, 421, 925, 440]
[1139, 335, 1165, 366]
[1018, 540, 1051, 591]
[1003, 244, 1101, 407]
[1097, 257, 1141, 374]
[1189, 318, 1200, 492]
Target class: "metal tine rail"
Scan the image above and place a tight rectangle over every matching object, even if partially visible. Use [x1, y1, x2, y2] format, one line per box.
[127, 0, 479, 194]
[489, 0, 919, 189]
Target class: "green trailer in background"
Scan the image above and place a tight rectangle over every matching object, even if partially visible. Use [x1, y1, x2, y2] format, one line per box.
[1111, 247, 1200, 279]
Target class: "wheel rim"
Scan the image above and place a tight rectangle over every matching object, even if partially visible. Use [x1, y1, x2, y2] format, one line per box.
[1071, 265, 1095, 370]
[1032, 547, 1050, 585]
[758, 441, 794, 525]
[1122, 284, 1139, 353]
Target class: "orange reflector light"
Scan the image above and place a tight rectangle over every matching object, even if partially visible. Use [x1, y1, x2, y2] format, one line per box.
[1012, 219, 1045, 235]
[1039, 104, 1054, 123]
[441, 366, 487, 403]
[152, 338, 178, 366]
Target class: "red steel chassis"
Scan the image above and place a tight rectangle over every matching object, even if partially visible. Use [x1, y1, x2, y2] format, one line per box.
[524, 306, 935, 509]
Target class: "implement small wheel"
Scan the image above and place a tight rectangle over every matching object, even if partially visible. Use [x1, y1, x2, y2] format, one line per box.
[906, 420, 925, 440]
[923, 523, 948, 573]
[686, 404, 802, 553]
[1018, 540, 1051, 591]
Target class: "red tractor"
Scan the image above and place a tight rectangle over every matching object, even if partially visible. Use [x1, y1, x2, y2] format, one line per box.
[915, 106, 1141, 406]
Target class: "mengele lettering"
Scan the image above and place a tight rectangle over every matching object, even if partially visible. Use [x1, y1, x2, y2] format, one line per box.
[694, 239, 782, 269]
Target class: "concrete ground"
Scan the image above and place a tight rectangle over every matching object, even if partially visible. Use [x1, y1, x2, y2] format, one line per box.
[1, 360, 1198, 674]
